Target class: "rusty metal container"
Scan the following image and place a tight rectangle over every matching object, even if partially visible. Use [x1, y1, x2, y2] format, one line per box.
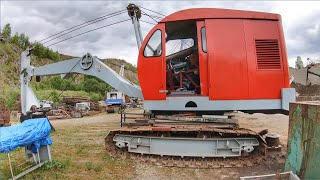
[285, 101, 320, 179]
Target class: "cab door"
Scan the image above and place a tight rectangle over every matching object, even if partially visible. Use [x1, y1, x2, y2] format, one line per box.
[205, 19, 249, 100]
[137, 24, 166, 100]
[196, 21, 209, 96]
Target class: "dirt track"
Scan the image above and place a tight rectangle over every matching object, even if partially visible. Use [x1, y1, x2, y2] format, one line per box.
[45, 109, 289, 180]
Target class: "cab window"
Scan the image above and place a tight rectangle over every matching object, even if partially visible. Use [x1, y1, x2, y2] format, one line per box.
[201, 27, 207, 53]
[166, 38, 194, 56]
[144, 30, 162, 57]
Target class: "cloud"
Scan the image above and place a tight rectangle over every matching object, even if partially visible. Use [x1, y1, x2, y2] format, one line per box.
[1, 1, 320, 66]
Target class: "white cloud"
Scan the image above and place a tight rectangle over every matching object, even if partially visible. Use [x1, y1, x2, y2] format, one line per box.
[1, 1, 320, 66]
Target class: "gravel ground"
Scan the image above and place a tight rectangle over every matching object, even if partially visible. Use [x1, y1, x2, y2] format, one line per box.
[49, 109, 289, 180]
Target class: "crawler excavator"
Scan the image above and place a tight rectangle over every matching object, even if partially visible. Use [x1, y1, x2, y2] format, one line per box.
[20, 4, 296, 168]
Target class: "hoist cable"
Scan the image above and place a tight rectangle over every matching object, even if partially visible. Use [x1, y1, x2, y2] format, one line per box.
[140, 10, 158, 23]
[139, 6, 166, 17]
[55, 73, 80, 101]
[45, 58, 82, 101]
[141, 13, 162, 20]
[46, 19, 131, 47]
[42, 11, 126, 44]
[140, 20, 157, 25]
[38, 9, 127, 43]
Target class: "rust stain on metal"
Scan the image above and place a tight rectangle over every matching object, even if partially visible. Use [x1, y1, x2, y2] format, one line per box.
[285, 101, 320, 179]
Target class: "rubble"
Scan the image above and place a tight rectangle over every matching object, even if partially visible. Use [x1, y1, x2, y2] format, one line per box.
[291, 82, 320, 101]
[290, 65, 320, 101]
[46, 96, 105, 120]
[290, 65, 320, 85]
[0, 107, 11, 126]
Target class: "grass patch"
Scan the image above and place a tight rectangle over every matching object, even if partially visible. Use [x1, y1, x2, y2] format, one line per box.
[0, 115, 135, 179]
[42, 159, 69, 170]
[85, 162, 102, 172]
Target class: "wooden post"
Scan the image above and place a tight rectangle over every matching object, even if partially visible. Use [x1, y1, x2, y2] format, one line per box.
[7, 153, 15, 180]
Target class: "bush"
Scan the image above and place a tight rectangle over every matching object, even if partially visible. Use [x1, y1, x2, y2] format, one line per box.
[2, 23, 11, 38]
[32, 43, 60, 62]
[1, 86, 19, 111]
[9, 31, 60, 61]
[42, 159, 69, 170]
[89, 93, 103, 102]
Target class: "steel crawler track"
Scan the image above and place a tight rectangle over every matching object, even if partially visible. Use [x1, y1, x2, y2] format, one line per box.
[105, 131, 285, 168]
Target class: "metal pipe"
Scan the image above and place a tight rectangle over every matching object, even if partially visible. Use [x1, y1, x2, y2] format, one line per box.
[137, 20, 143, 46]
[131, 14, 142, 50]
[127, 4, 143, 50]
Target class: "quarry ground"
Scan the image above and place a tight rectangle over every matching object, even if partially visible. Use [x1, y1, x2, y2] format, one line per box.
[0, 109, 289, 180]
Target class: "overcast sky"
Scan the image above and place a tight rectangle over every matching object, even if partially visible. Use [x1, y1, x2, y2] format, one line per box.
[1, 1, 320, 67]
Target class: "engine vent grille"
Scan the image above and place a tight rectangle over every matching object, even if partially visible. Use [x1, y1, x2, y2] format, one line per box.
[255, 39, 281, 70]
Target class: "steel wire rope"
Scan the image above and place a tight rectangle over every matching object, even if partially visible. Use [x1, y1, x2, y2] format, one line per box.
[38, 9, 127, 43]
[42, 11, 127, 45]
[140, 20, 157, 25]
[140, 10, 159, 23]
[46, 19, 131, 47]
[138, 6, 166, 17]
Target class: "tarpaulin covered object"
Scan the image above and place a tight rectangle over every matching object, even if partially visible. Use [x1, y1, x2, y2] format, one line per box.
[105, 99, 124, 105]
[0, 118, 52, 153]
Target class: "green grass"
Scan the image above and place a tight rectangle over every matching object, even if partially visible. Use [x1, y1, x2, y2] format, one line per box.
[0, 121, 134, 179]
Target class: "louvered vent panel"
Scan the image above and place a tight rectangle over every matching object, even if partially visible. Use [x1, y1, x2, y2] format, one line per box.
[255, 39, 281, 70]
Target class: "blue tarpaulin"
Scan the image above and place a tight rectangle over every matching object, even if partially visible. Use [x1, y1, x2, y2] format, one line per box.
[0, 118, 52, 153]
[105, 99, 124, 105]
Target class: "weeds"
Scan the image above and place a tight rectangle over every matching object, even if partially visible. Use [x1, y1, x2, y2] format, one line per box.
[85, 162, 102, 172]
[42, 159, 69, 170]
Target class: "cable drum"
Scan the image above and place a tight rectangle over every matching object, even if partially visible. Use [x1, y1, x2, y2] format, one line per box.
[127, 4, 141, 19]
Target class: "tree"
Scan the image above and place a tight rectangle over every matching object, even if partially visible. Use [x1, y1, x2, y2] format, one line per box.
[10, 33, 19, 44]
[51, 91, 59, 103]
[295, 56, 304, 69]
[32, 42, 60, 61]
[18, 33, 30, 49]
[89, 93, 102, 102]
[83, 78, 100, 93]
[2, 23, 11, 38]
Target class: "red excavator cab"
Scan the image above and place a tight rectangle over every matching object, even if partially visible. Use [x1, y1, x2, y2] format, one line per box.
[137, 8, 295, 114]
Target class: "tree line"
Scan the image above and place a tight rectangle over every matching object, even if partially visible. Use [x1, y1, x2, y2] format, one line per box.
[32, 75, 112, 102]
[1, 23, 113, 105]
[295, 56, 320, 69]
[1, 23, 60, 61]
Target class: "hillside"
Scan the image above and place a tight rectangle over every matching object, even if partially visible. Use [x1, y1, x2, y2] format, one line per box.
[0, 38, 138, 109]
[102, 58, 138, 84]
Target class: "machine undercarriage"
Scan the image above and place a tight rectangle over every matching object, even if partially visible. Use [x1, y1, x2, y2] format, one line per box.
[105, 112, 285, 168]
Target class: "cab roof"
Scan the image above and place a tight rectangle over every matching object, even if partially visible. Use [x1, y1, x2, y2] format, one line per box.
[160, 8, 281, 23]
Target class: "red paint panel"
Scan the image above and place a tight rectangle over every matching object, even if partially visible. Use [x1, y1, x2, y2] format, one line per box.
[161, 8, 280, 23]
[243, 20, 287, 99]
[196, 21, 208, 96]
[137, 24, 166, 100]
[206, 19, 249, 100]
[278, 19, 290, 88]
